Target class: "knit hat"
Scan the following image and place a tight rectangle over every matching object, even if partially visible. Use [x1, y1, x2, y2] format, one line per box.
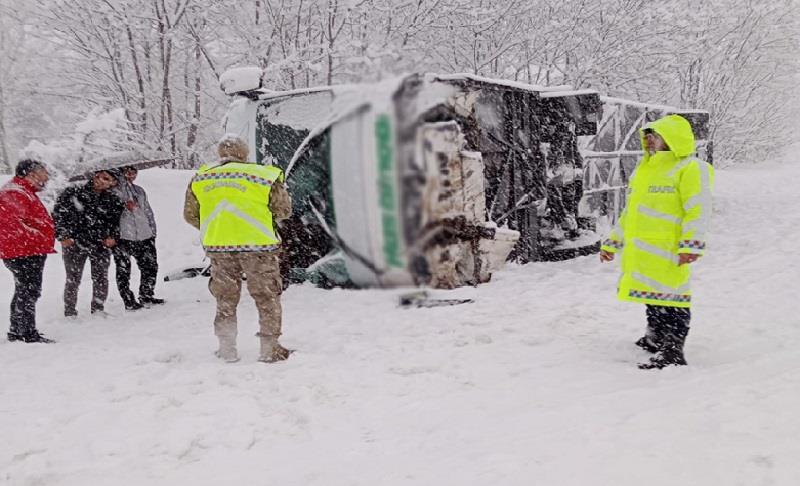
[218, 135, 249, 161]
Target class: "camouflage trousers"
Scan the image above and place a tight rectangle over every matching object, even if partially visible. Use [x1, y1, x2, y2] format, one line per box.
[208, 251, 283, 340]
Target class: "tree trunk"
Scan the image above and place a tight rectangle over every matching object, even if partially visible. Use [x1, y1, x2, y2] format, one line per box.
[126, 24, 148, 136]
[0, 81, 10, 173]
[186, 37, 201, 167]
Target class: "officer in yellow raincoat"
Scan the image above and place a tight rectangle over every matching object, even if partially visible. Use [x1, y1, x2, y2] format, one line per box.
[600, 114, 713, 369]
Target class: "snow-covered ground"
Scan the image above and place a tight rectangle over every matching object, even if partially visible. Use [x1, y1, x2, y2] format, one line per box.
[2, 159, 799, 486]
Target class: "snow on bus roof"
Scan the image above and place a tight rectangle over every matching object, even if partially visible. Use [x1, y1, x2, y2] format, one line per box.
[242, 73, 598, 105]
[428, 73, 575, 93]
[254, 85, 345, 100]
[600, 95, 709, 114]
[253, 76, 407, 134]
[220, 66, 263, 95]
[540, 89, 599, 98]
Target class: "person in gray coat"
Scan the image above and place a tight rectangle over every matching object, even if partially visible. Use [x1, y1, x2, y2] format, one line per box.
[113, 166, 164, 310]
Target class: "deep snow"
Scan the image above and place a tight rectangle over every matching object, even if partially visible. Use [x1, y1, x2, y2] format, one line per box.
[1, 158, 799, 485]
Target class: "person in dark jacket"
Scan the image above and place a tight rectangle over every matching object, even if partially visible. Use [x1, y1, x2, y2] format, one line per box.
[0, 159, 56, 342]
[112, 166, 164, 310]
[53, 169, 124, 317]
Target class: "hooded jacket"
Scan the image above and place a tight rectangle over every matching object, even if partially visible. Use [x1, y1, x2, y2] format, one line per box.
[0, 177, 56, 259]
[601, 114, 714, 308]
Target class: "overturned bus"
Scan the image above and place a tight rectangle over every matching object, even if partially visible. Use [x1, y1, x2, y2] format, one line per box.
[219, 69, 710, 289]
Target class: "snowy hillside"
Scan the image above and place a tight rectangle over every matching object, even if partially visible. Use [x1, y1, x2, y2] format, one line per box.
[2, 160, 800, 486]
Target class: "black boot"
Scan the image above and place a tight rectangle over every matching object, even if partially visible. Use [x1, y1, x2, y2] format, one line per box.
[638, 305, 690, 370]
[635, 336, 661, 353]
[638, 349, 687, 369]
[120, 289, 143, 311]
[640, 306, 669, 352]
[125, 300, 144, 311]
[8, 330, 55, 343]
[140, 296, 165, 305]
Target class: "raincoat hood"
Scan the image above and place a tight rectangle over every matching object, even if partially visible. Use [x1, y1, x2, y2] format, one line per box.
[640, 114, 696, 160]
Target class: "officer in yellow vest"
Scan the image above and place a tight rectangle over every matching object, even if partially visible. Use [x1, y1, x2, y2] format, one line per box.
[184, 136, 292, 363]
[600, 114, 714, 369]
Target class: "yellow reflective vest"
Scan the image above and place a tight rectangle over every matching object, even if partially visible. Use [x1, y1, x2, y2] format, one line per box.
[191, 161, 284, 252]
[601, 114, 714, 308]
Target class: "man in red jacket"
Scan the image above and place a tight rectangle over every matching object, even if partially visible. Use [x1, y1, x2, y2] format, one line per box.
[0, 159, 56, 343]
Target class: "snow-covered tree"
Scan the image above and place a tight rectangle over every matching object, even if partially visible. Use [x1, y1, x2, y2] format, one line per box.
[0, 1, 78, 172]
[664, 0, 800, 163]
[30, 0, 226, 167]
[23, 107, 130, 175]
[5, 0, 798, 166]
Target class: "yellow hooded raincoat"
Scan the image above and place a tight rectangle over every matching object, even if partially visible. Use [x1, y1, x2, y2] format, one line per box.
[601, 114, 714, 308]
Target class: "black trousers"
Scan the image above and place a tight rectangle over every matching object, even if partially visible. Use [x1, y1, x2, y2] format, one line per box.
[63, 244, 110, 314]
[645, 304, 691, 355]
[113, 238, 158, 304]
[3, 255, 47, 336]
